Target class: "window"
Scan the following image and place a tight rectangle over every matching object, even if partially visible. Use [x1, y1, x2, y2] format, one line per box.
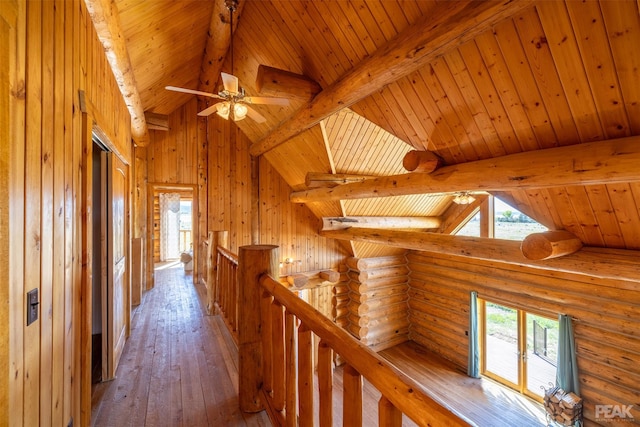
[456, 211, 480, 237]
[455, 196, 547, 240]
[480, 299, 558, 401]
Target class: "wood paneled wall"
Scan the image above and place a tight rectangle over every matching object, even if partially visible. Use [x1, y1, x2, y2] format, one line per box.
[207, 116, 349, 273]
[1, 1, 19, 424]
[145, 98, 207, 284]
[5, 0, 133, 426]
[147, 99, 203, 185]
[407, 251, 640, 426]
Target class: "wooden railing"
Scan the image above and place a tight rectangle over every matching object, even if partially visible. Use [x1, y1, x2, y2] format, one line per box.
[179, 229, 192, 252]
[216, 246, 239, 342]
[235, 245, 474, 427]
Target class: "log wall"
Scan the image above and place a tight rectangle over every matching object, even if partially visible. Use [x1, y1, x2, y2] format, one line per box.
[407, 250, 640, 426]
[345, 255, 410, 351]
[5, 0, 133, 425]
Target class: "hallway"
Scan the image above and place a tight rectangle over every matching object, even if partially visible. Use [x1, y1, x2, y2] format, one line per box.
[91, 266, 270, 426]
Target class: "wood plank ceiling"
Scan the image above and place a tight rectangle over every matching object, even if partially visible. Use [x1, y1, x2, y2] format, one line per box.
[114, 0, 640, 255]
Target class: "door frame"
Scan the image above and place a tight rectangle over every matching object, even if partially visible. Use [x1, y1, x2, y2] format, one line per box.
[479, 298, 555, 403]
[79, 92, 132, 425]
[146, 183, 198, 289]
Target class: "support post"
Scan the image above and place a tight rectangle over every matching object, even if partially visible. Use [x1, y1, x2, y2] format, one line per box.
[207, 230, 228, 314]
[238, 244, 279, 412]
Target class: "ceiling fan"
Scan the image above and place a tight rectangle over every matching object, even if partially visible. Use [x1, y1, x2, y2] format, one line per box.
[165, 74, 288, 123]
[165, 0, 289, 123]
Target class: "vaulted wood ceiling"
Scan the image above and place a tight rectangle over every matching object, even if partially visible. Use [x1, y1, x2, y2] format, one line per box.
[111, 0, 640, 255]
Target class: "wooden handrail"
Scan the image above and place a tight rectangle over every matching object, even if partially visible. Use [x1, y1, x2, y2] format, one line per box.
[217, 246, 238, 264]
[259, 274, 474, 427]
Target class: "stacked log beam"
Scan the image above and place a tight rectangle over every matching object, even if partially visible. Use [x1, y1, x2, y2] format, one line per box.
[332, 264, 350, 330]
[345, 256, 410, 351]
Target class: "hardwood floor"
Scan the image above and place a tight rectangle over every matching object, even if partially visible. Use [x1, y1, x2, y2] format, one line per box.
[91, 264, 547, 427]
[380, 342, 548, 427]
[91, 265, 271, 426]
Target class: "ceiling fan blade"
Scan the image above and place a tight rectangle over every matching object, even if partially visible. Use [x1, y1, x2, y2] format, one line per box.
[245, 106, 267, 124]
[221, 72, 239, 94]
[197, 102, 225, 117]
[244, 96, 290, 106]
[165, 86, 222, 99]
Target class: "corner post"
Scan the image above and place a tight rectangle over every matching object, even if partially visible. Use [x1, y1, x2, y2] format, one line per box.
[238, 244, 279, 412]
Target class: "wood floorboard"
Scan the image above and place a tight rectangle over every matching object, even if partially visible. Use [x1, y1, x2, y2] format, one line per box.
[91, 266, 271, 426]
[379, 341, 548, 427]
[92, 265, 546, 427]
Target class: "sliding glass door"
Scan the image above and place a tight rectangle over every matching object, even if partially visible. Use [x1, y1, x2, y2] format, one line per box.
[480, 300, 559, 400]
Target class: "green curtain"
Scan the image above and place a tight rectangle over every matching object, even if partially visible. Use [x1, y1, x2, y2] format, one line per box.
[556, 314, 580, 394]
[467, 291, 480, 378]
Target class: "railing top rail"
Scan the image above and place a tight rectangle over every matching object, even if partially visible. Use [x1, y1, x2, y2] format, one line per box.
[217, 246, 238, 265]
[259, 274, 474, 427]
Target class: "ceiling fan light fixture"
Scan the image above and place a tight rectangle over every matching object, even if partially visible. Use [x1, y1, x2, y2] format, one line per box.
[216, 102, 230, 120]
[453, 192, 475, 205]
[233, 103, 248, 120]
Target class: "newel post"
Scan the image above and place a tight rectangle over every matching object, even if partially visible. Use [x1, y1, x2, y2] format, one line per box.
[208, 230, 229, 313]
[238, 244, 279, 412]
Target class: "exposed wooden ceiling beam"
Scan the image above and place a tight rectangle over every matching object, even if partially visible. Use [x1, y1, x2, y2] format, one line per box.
[403, 150, 444, 173]
[521, 230, 582, 260]
[249, 0, 533, 156]
[144, 112, 169, 131]
[320, 228, 640, 285]
[306, 172, 376, 188]
[198, 0, 245, 94]
[256, 65, 321, 101]
[84, 0, 149, 147]
[321, 216, 442, 231]
[291, 136, 640, 203]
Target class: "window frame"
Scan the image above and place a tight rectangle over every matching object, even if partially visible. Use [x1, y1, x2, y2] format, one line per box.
[479, 298, 557, 403]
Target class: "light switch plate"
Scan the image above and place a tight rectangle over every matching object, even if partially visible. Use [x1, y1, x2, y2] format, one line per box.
[27, 288, 39, 326]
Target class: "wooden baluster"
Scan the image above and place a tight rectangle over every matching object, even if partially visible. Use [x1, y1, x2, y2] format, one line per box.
[261, 291, 274, 394]
[318, 340, 333, 427]
[224, 259, 229, 316]
[231, 263, 237, 331]
[224, 259, 229, 315]
[212, 230, 228, 310]
[237, 244, 278, 412]
[206, 232, 214, 314]
[298, 323, 314, 426]
[285, 311, 298, 427]
[229, 261, 233, 318]
[343, 364, 363, 426]
[225, 260, 230, 317]
[215, 250, 222, 308]
[219, 256, 228, 316]
[379, 396, 402, 427]
[272, 301, 286, 411]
